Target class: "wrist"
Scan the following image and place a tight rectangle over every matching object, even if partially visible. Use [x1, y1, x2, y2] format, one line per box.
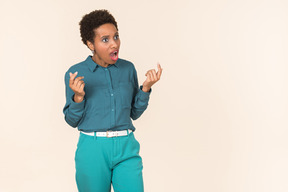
[74, 94, 84, 103]
[142, 86, 151, 92]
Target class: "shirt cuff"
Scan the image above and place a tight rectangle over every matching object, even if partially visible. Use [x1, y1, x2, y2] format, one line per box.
[139, 85, 152, 100]
[69, 94, 85, 109]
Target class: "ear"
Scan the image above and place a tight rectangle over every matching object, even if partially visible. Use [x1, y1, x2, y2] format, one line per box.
[87, 40, 95, 51]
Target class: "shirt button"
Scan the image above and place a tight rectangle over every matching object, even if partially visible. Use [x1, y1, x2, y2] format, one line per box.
[111, 93, 114, 96]
[105, 68, 108, 71]
[112, 109, 114, 111]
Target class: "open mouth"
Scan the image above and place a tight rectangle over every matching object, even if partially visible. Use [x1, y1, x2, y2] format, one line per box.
[110, 50, 119, 61]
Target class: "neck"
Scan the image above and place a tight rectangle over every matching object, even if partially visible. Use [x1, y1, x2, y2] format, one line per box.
[92, 54, 109, 68]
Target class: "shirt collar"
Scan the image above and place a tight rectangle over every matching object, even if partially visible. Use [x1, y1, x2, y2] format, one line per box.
[86, 55, 119, 72]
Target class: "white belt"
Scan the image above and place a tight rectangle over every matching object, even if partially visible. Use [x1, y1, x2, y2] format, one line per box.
[80, 129, 132, 137]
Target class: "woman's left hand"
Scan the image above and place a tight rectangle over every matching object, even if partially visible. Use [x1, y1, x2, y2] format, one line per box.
[142, 63, 163, 92]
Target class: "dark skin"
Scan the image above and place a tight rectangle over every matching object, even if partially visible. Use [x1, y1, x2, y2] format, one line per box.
[69, 23, 163, 103]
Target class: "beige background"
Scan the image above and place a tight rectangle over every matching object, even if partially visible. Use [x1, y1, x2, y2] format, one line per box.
[1, 0, 288, 191]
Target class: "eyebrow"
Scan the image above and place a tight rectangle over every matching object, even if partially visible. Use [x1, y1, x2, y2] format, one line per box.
[101, 32, 119, 39]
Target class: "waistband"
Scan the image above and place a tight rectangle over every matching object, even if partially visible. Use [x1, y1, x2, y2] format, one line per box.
[80, 129, 133, 138]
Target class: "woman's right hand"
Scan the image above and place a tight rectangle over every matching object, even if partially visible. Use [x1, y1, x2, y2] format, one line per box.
[69, 71, 85, 102]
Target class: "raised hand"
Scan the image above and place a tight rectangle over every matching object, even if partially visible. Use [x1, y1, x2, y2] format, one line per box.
[69, 71, 85, 102]
[142, 63, 163, 92]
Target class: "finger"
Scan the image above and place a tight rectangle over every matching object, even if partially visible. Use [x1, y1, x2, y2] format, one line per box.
[70, 71, 78, 80]
[145, 70, 150, 76]
[156, 64, 162, 79]
[79, 82, 85, 90]
[157, 63, 162, 71]
[76, 79, 84, 88]
[147, 72, 152, 81]
[151, 69, 157, 81]
[74, 76, 84, 87]
[76, 76, 84, 81]
[69, 71, 78, 86]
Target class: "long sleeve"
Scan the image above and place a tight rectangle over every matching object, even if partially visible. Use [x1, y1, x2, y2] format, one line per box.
[130, 65, 152, 120]
[63, 71, 86, 128]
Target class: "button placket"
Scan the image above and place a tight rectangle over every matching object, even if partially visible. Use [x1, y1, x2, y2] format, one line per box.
[104, 67, 116, 127]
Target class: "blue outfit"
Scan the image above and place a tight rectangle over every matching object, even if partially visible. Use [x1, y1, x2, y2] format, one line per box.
[63, 55, 151, 192]
[75, 131, 144, 192]
[63, 55, 151, 132]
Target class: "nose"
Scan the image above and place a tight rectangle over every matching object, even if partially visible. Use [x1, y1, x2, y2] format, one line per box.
[110, 39, 118, 49]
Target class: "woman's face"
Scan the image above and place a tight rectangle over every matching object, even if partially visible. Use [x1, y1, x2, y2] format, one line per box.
[89, 23, 120, 67]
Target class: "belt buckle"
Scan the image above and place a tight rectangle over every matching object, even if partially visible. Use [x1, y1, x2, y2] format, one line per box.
[106, 130, 114, 138]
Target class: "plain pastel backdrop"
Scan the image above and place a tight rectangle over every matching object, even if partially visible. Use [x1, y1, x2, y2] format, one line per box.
[0, 0, 288, 191]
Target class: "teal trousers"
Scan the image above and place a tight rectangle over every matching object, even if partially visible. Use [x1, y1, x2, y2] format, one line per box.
[75, 130, 144, 192]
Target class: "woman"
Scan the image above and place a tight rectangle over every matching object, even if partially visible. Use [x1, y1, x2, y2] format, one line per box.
[63, 9, 162, 192]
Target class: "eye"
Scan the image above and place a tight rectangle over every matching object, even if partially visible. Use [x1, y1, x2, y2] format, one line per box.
[102, 38, 108, 43]
[114, 34, 119, 40]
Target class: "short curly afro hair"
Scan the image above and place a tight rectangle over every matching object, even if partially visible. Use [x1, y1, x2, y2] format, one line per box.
[79, 9, 118, 46]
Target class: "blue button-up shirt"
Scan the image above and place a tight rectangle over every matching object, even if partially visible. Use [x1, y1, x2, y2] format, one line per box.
[63, 55, 152, 132]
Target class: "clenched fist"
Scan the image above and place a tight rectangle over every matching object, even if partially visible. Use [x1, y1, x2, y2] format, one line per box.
[69, 71, 85, 103]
